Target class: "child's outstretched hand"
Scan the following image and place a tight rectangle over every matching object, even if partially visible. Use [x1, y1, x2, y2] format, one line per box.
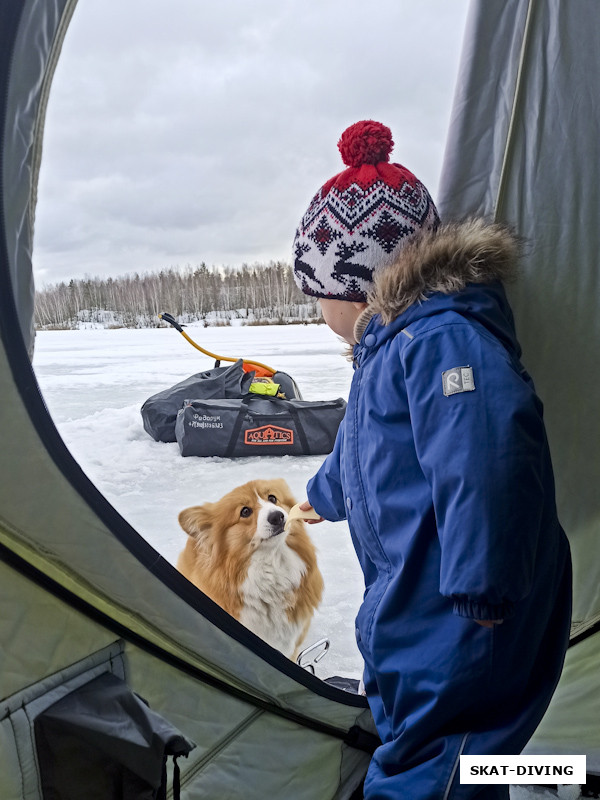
[296, 500, 324, 524]
[284, 502, 324, 530]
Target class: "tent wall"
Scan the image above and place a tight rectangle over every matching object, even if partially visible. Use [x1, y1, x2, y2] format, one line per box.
[438, 0, 600, 631]
[1, 0, 77, 358]
[0, 2, 375, 797]
[0, 561, 370, 799]
[438, 0, 600, 772]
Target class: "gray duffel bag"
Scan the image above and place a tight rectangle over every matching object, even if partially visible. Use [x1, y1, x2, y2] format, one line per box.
[141, 359, 302, 443]
[141, 361, 252, 443]
[175, 395, 346, 457]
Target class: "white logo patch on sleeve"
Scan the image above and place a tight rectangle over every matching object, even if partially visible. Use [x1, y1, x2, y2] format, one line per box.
[442, 366, 476, 396]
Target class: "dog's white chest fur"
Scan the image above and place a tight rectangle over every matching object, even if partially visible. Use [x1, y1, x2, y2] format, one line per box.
[239, 540, 307, 656]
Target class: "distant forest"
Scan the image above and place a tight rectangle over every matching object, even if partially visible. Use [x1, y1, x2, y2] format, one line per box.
[34, 262, 321, 329]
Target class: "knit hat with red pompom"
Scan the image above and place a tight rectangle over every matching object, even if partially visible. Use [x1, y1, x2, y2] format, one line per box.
[292, 120, 439, 302]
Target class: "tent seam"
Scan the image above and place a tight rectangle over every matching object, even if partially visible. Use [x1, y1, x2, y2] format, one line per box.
[175, 708, 264, 793]
[494, 0, 536, 222]
[7, 713, 26, 798]
[23, 702, 44, 797]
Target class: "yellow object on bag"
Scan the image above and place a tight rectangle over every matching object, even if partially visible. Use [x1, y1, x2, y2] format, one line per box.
[248, 380, 281, 396]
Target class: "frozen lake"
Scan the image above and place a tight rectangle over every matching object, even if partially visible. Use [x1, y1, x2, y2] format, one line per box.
[32, 322, 364, 680]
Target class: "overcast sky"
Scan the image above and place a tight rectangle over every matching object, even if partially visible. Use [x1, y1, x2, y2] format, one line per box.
[33, 0, 471, 286]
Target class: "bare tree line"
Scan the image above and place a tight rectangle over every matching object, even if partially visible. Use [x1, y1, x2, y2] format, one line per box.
[35, 262, 321, 329]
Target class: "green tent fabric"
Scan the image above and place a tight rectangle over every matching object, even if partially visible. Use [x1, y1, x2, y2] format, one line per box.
[438, 0, 600, 775]
[0, 2, 377, 798]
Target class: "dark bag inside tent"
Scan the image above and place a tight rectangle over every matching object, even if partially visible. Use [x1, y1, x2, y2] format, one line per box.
[34, 672, 195, 800]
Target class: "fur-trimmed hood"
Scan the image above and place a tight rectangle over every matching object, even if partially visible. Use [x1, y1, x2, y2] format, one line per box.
[354, 218, 521, 346]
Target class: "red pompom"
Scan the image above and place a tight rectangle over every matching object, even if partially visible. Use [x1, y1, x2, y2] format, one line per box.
[337, 120, 394, 167]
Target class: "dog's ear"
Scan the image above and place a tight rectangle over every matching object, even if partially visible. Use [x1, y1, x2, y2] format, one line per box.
[178, 504, 213, 540]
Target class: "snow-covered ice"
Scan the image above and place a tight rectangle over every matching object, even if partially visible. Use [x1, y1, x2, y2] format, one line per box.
[32, 324, 583, 800]
[33, 323, 363, 680]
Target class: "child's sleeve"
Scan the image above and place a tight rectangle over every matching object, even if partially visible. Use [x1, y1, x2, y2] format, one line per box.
[306, 424, 348, 522]
[402, 325, 548, 620]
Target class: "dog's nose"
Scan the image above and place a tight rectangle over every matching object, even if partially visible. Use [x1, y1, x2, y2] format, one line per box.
[267, 509, 285, 529]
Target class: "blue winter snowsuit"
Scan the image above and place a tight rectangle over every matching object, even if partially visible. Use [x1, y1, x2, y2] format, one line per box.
[307, 222, 572, 799]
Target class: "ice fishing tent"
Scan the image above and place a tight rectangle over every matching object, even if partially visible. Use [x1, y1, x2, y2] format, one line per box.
[0, 2, 378, 798]
[438, 0, 600, 781]
[2, 0, 600, 796]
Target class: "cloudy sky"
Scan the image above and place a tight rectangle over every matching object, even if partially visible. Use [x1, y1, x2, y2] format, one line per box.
[33, 0, 471, 286]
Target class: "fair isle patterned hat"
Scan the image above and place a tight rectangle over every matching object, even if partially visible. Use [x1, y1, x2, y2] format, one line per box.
[293, 120, 440, 302]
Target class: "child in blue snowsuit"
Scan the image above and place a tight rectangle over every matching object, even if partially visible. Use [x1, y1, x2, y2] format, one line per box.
[293, 121, 572, 799]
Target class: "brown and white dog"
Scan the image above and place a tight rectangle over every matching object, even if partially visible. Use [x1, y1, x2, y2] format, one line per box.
[177, 478, 323, 659]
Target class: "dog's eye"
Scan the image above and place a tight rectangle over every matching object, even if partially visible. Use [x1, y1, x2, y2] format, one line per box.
[240, 506, 253, 518]
[267, 494, 277, 505]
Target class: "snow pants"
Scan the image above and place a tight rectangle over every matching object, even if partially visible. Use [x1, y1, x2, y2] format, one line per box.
[359, 546, 572, 800]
